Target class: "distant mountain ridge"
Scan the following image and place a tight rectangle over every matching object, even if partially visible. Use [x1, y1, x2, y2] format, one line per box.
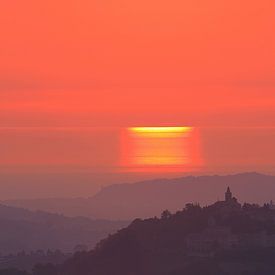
[4, 172, 275, 220]
[0, 203, 128, 254]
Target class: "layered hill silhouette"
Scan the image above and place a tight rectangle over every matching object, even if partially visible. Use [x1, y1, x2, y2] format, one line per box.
[5, 173, 275, 220]
[5, 190, 275, 275]
[0, 204, 127, 254]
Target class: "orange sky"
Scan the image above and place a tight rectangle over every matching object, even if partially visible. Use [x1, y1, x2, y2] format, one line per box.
[0, 0, 275, 197]
[1, 0, 274, 129]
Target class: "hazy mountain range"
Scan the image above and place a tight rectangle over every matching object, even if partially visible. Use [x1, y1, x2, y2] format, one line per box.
[0, 204, 127, 254]
[4, 173, 275, 220]
[6, 195, 275, 275]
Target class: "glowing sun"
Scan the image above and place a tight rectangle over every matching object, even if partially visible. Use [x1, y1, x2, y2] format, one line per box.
[120, 126, 203, 172]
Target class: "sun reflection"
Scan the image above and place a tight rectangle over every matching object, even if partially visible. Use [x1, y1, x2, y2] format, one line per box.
[120, 126, 203, 172]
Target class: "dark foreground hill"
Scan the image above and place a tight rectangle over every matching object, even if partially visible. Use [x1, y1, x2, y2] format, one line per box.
[6, 172, 275, 220]
[0, 204, 128, 254]
[6, 193, 275, 275]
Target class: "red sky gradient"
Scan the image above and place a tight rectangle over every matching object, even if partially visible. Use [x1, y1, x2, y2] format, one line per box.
[0, 0, 275, 197]
[2, 89, 275, 128]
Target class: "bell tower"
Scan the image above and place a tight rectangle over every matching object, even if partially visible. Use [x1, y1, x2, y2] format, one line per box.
[225, 187, 232, 202]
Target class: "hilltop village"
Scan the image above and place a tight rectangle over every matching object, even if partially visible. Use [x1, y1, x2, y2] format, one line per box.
[185, 187, 275, 257]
